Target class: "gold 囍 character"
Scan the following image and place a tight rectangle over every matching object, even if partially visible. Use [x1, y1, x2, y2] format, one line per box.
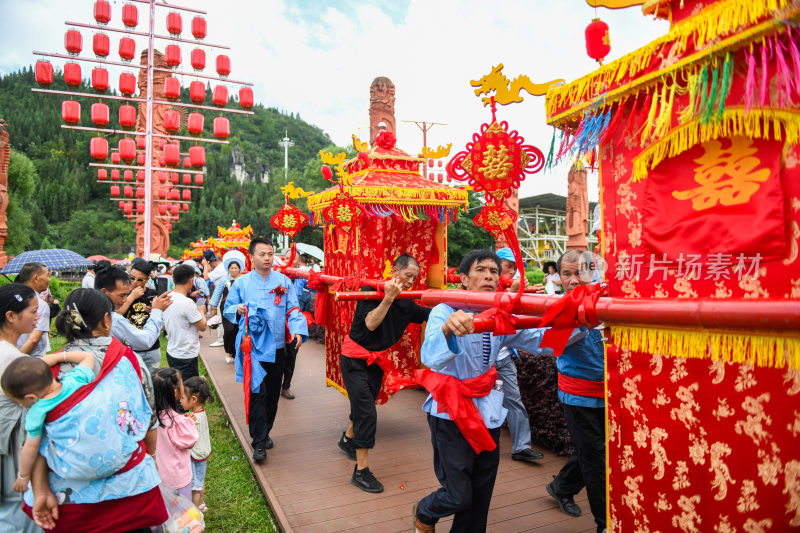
[672, 137, 771, 211]
[478, 144, 514, 181]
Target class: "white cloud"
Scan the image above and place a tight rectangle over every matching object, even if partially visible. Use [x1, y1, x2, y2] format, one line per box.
[0, 0, 669, 201]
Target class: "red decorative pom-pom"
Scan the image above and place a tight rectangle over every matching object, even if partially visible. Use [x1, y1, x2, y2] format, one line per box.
[357, 152, 371, 167]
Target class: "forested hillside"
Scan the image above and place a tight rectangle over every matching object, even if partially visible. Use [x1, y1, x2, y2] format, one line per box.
[0, 66, 490, 262]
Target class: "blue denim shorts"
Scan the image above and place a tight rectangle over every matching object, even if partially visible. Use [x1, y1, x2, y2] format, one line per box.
[191, 457, 207, 490]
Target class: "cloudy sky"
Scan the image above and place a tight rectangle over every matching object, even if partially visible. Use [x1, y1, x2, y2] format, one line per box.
[0, 0, 669, 201]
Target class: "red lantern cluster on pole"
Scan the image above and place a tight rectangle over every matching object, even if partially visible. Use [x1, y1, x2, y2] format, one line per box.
[164, 109, 180, 132]
[189, 146, 206, 168]
[164, 77, 181, 99]
[213, 117, 229, 139]
[61, 100, 80, 124]
[122, 3, 138, 28]
[190, 49, 205, 71]
[188, 113, 204, 135]
[65, 30, 82, 55]
[119, 72, 136, 95]
[119, 138, 136, 163]
[94, 0, 111, 25]
[167, 12, 182, 36]
[119, 37, 135, 62]
[239, 87, 254, 109]
[91, 103, 109, 126]
[190, 81, 205, 103]
[216, 55, 231, 77]
[585, 18, 610, 64]
[165, 44, 181, 67]
[91, 67, 109, 92]
[64, 62, 81, 87]
[93, 33, 109, 58]
[90, 137, 108, 161]
[212, 85, 228, 107]
[191, 16, 207, 39]
[119, 104, 136, 128]
[35, 61, 53, 87]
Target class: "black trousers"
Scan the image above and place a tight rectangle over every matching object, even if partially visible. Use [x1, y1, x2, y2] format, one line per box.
[249, 348, 286, 449]
[222, 317, 238, 356]
[166, 353, 199, 382]
[551, 404, 606, 533]
[282, 339, 298, 390]
[416, 415, 501, 532]
[340, 355, 384, 449]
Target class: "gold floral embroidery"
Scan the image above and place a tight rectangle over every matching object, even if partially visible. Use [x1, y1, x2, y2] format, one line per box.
[621, 280, 642, 297]
[789, 411, 800, 437]
[735, 364, 757, 392]
[615, 152, 631, 180]
[671, 494, 702, 533]
[622, 375, 644, 416]
[671, 359, 689, 382]
[671, 383, 700, 430]
[620, 348, 633, 375]
[737, 479, 760, 513]
[713, 281, 733, 298]
[629, 212, 643, 248]
[674, 277, 699, 298]
[743, 518, 773, 533]
[783, 460, 800, 526]
[650, 352, 664, 376]
[689, 433, 709, 466]
[757, 442, 781, 487]
[709, 442, 735, 500]
[709, 359, 725, 385]
[654, 283, 670, 298]
[734, 393, 772, 446]
[790, 278, 800, 299]
[622, 445, 635, 472]
[783, 221, 799, 266]
[622, 475, 645, 514]
[713, 398, 734, 421]
[656, 492, 673, 512]
[673, 461, 691, 490]
[740, 275, 769, 298]
[634, 418, 650, 449]
[616, 181, 637, 217]
[650, 427, 671, 480]
[714, 515, 735, 533]
[608, 410, 620, 447]
[653, 388, 671, 407]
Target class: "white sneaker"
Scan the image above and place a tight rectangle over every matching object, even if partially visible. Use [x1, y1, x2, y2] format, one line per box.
[225, 356, 235, 363]
[209, 339, 224, 347]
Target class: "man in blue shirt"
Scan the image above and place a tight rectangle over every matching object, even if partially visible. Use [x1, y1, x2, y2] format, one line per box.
[413, 249, 572, 533]
[545, 250, 606, 533]
[223, 238, 308, 463]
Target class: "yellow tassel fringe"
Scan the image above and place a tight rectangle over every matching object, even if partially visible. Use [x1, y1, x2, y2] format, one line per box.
[632, 107, 800, 181]
[546, 0, 794, 120]
[612, 325, 800, 370]
[307, 185, 468, 211]
[326, 377, 349, 398]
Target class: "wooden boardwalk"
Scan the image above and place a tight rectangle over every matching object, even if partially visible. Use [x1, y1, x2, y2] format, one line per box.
[200, 336, 596, 533]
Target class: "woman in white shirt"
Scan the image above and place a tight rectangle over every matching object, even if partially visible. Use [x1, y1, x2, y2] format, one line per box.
[544, 261, 562, 295]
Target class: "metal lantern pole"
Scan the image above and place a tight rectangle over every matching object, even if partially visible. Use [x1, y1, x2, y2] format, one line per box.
[278, 131, 294, 180]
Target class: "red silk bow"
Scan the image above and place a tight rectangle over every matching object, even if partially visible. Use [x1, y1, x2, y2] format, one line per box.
[539, 283, 604, 355]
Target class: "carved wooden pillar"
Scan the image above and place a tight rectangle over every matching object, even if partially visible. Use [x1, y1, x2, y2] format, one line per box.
[369, 77, 395, 146]
[135, 49, 171, 258]
[0, 120, 10, 267]
[566, 165, 589, 250]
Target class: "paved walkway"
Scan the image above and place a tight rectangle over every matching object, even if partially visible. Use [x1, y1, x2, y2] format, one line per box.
[199, 335, 596, 533]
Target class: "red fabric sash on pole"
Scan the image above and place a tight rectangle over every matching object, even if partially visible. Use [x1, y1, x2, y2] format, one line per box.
[414, 367, 499, 454]
[241, 308, 253, 424]
[558, 372, 604, 398]
[539, 284, 603, 355]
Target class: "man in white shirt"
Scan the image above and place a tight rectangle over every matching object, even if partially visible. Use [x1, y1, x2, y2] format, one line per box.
[16, 262, 51, 357]
[164, 264, 207, 382]
[202, 250, 226, 348]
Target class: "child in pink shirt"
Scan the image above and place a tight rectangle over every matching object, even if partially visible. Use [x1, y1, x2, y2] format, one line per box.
[154, 367, 198, 501]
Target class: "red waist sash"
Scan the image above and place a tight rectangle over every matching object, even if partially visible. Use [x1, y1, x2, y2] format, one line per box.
[558, 373, 605, 399]
[414, 367, 498, 454]
[342, 336, 389, 366]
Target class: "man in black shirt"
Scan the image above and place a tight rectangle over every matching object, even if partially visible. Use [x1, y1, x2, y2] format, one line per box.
[123, 259, 162, 372]
[338, 253, 431, 493]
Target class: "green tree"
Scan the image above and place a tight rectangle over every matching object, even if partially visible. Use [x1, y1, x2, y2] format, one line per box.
[445, 191, 494, 267]
[6, 148, 37, 253]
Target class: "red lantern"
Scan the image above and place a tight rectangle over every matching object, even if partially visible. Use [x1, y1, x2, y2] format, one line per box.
[90, 103, 109, 126]
[158, 189, 167, 199]
[91, 67, 109, 93]
[119, 72, 136, 95]
[190, 48, 205, 71]
[119, 201, 125, 209]
[111, 152, 120, 164]
[158, 139, 166, 149]
[94, 0, 111, 25]
[164, 109, 180, 132]
[190, 81, 205, 103]
[136, 136, 146, 149]
[123, 170, 133, 182]
[213, 117, 229, 139]
[189, 146, 205, 168]
[111, 185, 120, 197]
[170, 203, 179, 214]
[182, 157, 190, 169]
[191, 16, 207, 39]
[165, 44, 181, 68]
[90, 137, 108, 160]
[111, 169, 120, 181]
[124, 202, 133, 215]
[61, 100, 80, 124]
[157, 172, 167, 183]
[136, 187, 145, 198]
[164, 144, 180, 167]
[136, 153, 144, 166]
[35, 61, 53, 87]
[585, 18, 610, 64]
[98, 169, 107, 180]
[93, 33, 109, 58]
[216, 55, 231, 77]
[119, 37, 135, 62]
[122, 3, 138, 28]
[182, 204, 189, 211]
[182, 189, 191, 201]
[164, 77, 180, 99]
[119, 138, 136, 163]
[137, 202, 145, 214]
[171, 173, 179, 184]
[187, 113, 204, 135]
[169, 189, 180, 200]
[195, 174, 204, 185]
[166, 12, 182, 36]
[64, 30, 82, 55]
[64, 62, 81, 87]
[239, 87, 254, 109]
[123, 185, 133, 197]
[158, 204, 167, 215]
[136, 169, 144, 181]
[119, 104, 136, 128]
[212, 85, 228, 107]
[182, 174, 191, 185]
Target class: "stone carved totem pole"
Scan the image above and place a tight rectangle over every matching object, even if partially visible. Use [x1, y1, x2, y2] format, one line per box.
[566, 164, 589, 249]
[369, 77, 395, 146]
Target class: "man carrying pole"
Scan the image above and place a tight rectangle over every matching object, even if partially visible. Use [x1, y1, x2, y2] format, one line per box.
[413, 249, 582, 533]
[338, 253, 430, 493]
[223, 237, 308, 463]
